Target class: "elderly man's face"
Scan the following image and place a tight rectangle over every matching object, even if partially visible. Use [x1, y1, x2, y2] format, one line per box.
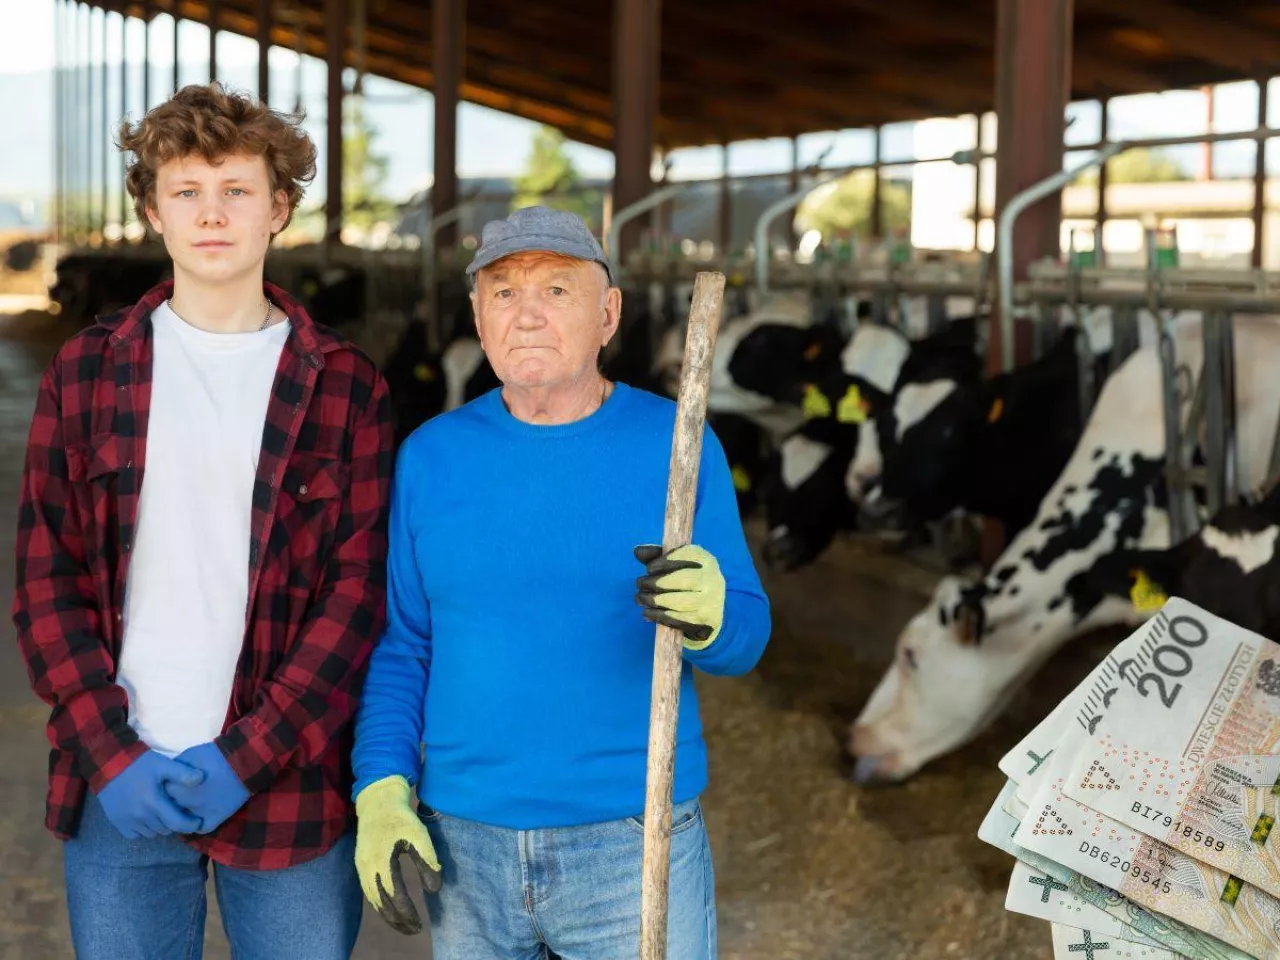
[471, 251, 621, 390]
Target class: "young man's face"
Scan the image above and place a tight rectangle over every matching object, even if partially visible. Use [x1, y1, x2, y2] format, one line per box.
[146, 151, 289, 289]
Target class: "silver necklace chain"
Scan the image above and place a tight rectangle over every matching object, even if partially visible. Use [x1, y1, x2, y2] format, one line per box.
[167, 297, 274, 331]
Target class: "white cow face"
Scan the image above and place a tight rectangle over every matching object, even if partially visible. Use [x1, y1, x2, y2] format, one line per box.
[846, 417, 882, 502]
[847, 576, 1020, 783]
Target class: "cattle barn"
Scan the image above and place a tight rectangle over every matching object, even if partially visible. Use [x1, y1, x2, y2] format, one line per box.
[13, 0, 1280, 956]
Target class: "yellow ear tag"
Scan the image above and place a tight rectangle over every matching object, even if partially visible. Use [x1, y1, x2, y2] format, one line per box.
[802, 384, 832, 419]
[837, 384, 869, 424]
[987, 397, 1004, 423]
[731, 465, 753, 493]
[1130, 569, 1168, 613]
[414, 362, 437, 382]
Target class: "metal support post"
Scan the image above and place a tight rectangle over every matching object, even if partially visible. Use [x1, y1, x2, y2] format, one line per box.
[612, 0, 660, 260]
[173, 3, 180, 91]
[142, 0, 152, 109]
[120, 10, 129, 232]
[324, 0, 346, 248]
[256, 0, 271, 103]
[1159, 322, 1198, 543]
[1202, 311, 1239, 515]
[54, 0, 64, 246]
[209, 0, 219, 81]
[100, 8, 108, 238]
[431, 0, 463, 249]
[1110, 305, 1140, 374]
[1253, 79, 1269, 269]
[870, 126, 883, 239]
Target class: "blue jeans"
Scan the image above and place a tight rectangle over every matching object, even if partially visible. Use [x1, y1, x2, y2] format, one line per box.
[63, 793, 362, 959]
[422, 795, 717, 960]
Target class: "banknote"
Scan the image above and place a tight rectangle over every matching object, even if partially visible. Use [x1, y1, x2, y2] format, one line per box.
[1051, 923, 1183, 959]
[1009, 859, 1167, 948]
[979, 781, 1254, 960]
[1058, 602, 1280, 898]
[1018, 755, 1280, 958]
[1000, 614, 1176, 803]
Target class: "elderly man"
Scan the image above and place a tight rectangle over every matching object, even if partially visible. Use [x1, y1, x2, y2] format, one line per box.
[350, 206, 771, 958]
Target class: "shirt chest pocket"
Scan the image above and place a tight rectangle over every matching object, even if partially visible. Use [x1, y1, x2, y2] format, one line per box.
[274, 454, 348, 570]
[283, 454, 346, 503]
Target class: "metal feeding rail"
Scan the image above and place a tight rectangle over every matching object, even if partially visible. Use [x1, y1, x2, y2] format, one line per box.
[1000, 127, 1280, 543]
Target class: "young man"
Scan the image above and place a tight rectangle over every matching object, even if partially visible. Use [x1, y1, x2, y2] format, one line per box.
[13, 82, 394, 958]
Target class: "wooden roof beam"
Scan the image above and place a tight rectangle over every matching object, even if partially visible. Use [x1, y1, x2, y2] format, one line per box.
[465, 0, 960, 137]
[1080, 0, 1280, 77]
[663, 5, 992, 116]
[823, 0, 1170, 96]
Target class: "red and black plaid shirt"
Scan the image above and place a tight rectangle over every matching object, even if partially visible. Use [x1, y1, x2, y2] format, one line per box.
[12, 279, 393, 870]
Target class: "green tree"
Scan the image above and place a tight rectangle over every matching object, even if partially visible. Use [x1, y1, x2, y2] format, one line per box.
[343, 97, 393, 229]
[1079, 147, 1190, 185]
[512, 125, 600, 227]
[794, 171, 912, 240]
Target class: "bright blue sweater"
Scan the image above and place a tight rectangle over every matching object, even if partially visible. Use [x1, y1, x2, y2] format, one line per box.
[350, 382, 771, 829]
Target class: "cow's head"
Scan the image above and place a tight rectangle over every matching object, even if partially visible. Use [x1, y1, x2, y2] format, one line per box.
[847, 576, 1016, 783]
[728, 322, 847, 407]
[761, 424, 859, 571]
[859, 378, 973, 531]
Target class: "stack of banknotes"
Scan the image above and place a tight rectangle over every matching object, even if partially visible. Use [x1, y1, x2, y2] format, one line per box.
[978, 597, 1280, 960]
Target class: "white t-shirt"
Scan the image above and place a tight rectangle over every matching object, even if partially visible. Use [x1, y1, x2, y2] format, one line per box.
[116, 300, 291, 757]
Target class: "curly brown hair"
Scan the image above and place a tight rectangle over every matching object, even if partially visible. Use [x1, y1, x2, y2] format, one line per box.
[117, 82, 317, 234]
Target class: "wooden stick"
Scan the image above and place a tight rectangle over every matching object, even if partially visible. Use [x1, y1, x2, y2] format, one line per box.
[639, 271, 725, 960]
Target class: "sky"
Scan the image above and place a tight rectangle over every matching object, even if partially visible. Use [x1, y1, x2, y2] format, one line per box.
[3, 0, 1279, 223]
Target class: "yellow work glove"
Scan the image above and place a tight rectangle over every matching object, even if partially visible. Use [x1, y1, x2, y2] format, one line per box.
[354, 775, 442, 935]
[634, 544, 726, 650]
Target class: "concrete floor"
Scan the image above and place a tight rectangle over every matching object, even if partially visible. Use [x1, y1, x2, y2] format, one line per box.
[0, 310, 1107, 959]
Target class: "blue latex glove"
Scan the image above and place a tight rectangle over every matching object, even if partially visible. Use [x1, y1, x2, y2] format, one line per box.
[95, 750, 206, 840]
[165, 742, 251, 834]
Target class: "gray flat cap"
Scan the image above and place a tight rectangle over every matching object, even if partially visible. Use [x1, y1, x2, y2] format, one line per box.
[466, 205, 615, 285]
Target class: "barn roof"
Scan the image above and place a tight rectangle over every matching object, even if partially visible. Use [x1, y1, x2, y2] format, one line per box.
[94, 0, 1280, 151]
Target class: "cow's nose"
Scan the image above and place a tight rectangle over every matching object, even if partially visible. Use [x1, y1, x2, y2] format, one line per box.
[859, 495, 905, 532]
[849, 754, 902, 785]
[845, 729, 904, 785]
[761, 527, 803, 572]
[851, 472, 880, 496]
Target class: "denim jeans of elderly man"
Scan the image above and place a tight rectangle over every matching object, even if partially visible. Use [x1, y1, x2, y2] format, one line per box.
[422, 796, 717, 960]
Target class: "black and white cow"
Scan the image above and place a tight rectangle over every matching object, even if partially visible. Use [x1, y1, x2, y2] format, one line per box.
[848, 312, 1280, 784]
[1079, 481, 1280, 641]
[858, 327, 1110, 546]
[652, 294, 846, 517]
[653, 293, 845, 439]
[49, 253, 171, 324]
[759, 317, 982, 572]
[381, 323, 501, 449]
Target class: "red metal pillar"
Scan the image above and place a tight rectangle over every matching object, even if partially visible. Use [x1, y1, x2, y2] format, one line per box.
[991, 0, 1073, 375]
[612, 0, 660, 258]
[256, 0, 270, 103]
[325, 0, 346, 247]
[432, 0, 464, 248]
